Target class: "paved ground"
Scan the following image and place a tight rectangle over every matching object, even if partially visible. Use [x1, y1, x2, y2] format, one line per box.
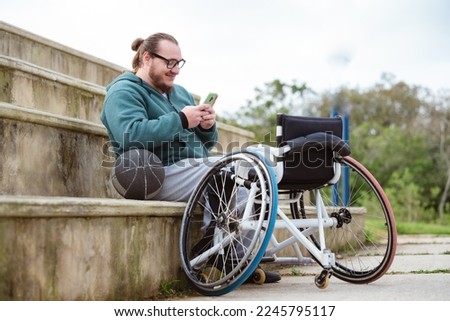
[178, 235, 450, 301]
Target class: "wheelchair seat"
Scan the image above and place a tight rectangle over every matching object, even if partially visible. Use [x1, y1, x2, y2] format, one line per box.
[276, 114, 350, 190]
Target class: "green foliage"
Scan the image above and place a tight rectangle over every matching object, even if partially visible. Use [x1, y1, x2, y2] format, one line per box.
[351, 125, 441, 212]
[291, 268, 304, 276]
[385, 170, 433, 222]
[221, 79, 312, 144]
[159, 279, 181, 296]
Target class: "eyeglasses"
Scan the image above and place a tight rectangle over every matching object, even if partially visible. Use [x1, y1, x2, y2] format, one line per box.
[149, 52, 186, 69]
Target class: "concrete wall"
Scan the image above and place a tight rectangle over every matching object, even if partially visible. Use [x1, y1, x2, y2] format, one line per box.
[0, 56, 105, 124]
[0, 106, 115, 198]
[0, 196, 186, 300]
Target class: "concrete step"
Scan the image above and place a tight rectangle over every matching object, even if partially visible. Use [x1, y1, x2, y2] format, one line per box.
[0, 195, 187, 300]
[0, 55, 106, 124]
[0, 101, 117, 198]
[0, 21, 123, 86]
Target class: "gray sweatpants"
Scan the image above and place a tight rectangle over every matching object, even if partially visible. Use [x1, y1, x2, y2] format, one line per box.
[155, 156, 223, 202]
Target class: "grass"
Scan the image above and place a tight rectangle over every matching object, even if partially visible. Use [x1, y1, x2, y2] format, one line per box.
[396, 221, 450, 235]
[411, 269, 450, 274]
[290, 268, 306, 276]
[155, 279, 195, 300]
[366, 218, 450, 236]
[159, 279, 180, 296]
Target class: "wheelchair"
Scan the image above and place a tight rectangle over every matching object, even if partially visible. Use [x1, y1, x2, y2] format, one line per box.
[179, 114, 397, 296]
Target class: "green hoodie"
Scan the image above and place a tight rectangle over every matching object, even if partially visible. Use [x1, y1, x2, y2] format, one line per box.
[100, 72, 218, 165]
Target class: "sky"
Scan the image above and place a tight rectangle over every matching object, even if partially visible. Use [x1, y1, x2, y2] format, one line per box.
[2, 0, 450, 115]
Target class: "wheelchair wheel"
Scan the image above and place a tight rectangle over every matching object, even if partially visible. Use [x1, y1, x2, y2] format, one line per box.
[292, 155, 397, 284]
[179, 151, 278, 296]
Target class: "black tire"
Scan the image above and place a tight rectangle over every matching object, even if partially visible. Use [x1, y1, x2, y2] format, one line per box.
[179, 151, 278, 296]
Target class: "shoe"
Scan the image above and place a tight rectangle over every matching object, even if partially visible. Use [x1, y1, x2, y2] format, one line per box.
[245, 267, 281, 284]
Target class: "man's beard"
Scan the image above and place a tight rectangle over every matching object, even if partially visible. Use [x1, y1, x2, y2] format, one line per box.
[149, 68, 173, 93]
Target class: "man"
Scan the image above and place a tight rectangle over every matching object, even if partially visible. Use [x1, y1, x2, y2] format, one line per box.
[101, 33, 218, 201]
[100, 32, 280, 283]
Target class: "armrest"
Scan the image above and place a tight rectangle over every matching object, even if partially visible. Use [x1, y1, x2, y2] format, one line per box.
[284, 132, 350, 157]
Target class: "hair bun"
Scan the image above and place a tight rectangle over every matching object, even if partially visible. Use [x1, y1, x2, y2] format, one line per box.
[131, 38, 144, 51]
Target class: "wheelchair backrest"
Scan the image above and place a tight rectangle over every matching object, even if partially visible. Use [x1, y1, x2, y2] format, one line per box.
[276, 114, 343, 190]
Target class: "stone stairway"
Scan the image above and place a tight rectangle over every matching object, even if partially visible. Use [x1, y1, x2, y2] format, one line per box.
[0, 21, 254, 300]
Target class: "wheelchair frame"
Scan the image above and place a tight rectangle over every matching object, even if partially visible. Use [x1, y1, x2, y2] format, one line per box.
[179, 114, 397, 296]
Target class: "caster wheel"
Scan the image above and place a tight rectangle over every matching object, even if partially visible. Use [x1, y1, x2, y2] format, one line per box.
[252, 268, 266, 284]
[314, 270, 331, 289]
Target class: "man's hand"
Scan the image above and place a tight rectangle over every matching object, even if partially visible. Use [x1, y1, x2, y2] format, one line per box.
[199, 104, 215, 130]
[182, 104, 215, 129]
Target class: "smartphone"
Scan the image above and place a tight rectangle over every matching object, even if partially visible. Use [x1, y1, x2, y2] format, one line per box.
[203, 93, 218, 107]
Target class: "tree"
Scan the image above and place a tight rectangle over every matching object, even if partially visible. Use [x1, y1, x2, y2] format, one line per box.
[221, 79, 311, 144]
[309, 73, 425, 132]
[423, 89, 450, 219]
